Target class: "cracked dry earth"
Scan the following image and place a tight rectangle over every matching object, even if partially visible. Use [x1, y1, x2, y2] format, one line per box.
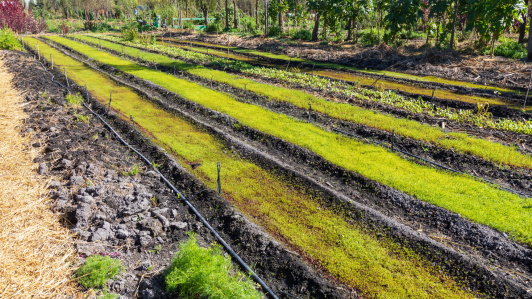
[3, 49, 355, 299]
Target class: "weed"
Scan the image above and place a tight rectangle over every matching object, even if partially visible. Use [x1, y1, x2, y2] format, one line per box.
[150, 197, 157, 207]
[0, 27, 24, 51]
[123, 164, 139, 176]
[66, 93, 84, 106]
[97, 290, 120, 299]
[76, 114, 90, 123]
[149, 244, 162, 254]
[165, 234, 262, 298]
[76, 254, 123, 289]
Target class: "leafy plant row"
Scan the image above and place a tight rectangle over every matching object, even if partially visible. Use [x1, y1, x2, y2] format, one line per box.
[46, 36, 532, 247]
[99, 34, 532, 136]
[83, 34, 532, 170]
[27, 36, 473, 298]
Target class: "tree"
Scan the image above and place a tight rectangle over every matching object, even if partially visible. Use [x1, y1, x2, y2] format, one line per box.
[233, 0, 238, 28]
[466, 0, 526, 56]
[519, 0, 529, 43]
[308, 0, 331, 40]
[344, 0, 372, 42]
[195, 0, 216, 26]
[384, 0, 424, 41]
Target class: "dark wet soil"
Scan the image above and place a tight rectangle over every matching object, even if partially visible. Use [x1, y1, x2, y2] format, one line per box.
[3, 50, 355, 299]
[35, 39, 532, 298]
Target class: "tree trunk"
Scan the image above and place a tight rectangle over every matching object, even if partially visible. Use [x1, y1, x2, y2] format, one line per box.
[186, 2, 188, 18]
[312, 13, 320, 41]
[234, 0, 238, 28]
[355, 19, 359, 43]
[278, 0, 283, 32]
[528, 1, 532, 59]
[449, 0, 458, 51]
[255, 0, 259, 27]
[225, 0, 229, 28]
[519, 0, 529, 44]
[346, 18, 352, 41]
[265, 0, 269, 35]
[204, 8, 209, 27]
[179, 2, 182, 28]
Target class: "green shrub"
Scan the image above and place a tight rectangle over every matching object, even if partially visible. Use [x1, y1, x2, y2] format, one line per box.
[165, 234, 262, 299]
[122, 28, 139, 42]
[359, 29, 384, 45]
[293, 29, 311, 41]
[319, 41, 328, 46]
[206, 21, 223, 33]
[66, 93, 84, 106]
[486, 38, 527, 59]
[0, 28, 23, 51]
[267, 25, 281, 37]
[76, 255, 123, 289]
[182, 21, 195, 30]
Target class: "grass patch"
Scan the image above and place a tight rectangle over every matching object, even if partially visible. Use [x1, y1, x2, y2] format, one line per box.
[76, 254, 123, 289]
[78, 35, 532, 168]
[20, 36, 484, 298]
[122, 164, 140, 176]
[66, 92, 84, 106]
[76, 114, 90, 123]
[165, 234, 262, 298]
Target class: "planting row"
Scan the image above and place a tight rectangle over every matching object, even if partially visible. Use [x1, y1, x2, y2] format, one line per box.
[24, 36, 477, 299]
[83, 34, 532, 170]
[42, 35, 532, 248]
[164, 36, 521, 95]
[157, 36, 531, 114]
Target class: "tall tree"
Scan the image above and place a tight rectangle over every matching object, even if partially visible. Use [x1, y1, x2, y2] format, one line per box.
[225, 0, 229, 27]
[196, 0, 216, 26]
[233, 0, 238, 27]
[519, 0, 529, 43]
[385, 0, 424, 41]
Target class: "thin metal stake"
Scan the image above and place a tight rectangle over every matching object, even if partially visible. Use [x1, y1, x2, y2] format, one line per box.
[173, 65, 176, 76]
[107, 92, 112, 113]
[37, 45, 40, 60]
[51, 54, 53, 70]
[286, 57, 291, 72]
[85, 85, 89, 102]
[217, 162, 222, 195]
[64, 67, 70, 88]
[431, 89, 435, 101]
[371, 77, 381, 87]
[131, 115, 137, 132]
[311, 64, 315, 75]
[391, 129, 395, 152]
[524, 70, 532, 110]
[99, 38, 101, 49]
[211, 76, 213, 88]
[308, 103, 312, 122]
[244, 84, 247, 98]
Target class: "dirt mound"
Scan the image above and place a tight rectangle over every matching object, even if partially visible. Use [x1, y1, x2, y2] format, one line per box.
[419, 48, 460, 64]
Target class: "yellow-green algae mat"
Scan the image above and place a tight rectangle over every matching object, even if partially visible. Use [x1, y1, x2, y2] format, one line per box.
[77, 35, 532, 170]
[164, 37, 519, 95]
[159, 37, 527, 111]
[25, 36, 476, 298]
[45, 35, 532, 248]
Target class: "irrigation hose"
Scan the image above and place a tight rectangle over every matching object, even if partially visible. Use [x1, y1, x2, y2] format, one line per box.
[25, 43, 281, 299]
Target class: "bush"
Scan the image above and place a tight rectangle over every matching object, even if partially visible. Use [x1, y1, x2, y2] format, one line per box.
[206, 21, 223, 33]
[489, 38, 527, 59]
[76, 255, 123, 289]
[165, 235, 262, 299]
[359, 29, 384, 45]
[0, 1, 46, 34]
[319, 41, 328, 46]
[293, 29, 311, 41]
[122, 28, 138, 42]
[267, 25, 281, 37]
[0, 27, 23, 51]
[182, 21, 195, 30]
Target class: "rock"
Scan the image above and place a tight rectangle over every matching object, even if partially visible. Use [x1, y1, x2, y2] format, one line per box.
[142, 289, 156, 299]
[146, 171, 159, 178]
[151, 208, 168, 216]
[75, 203, 92, 223]
[153, 213, 170, 229]
[77, 195, 95, 205]
[169, 221, 187, 230]
[78, 230, 92, 241]
[38, 163, 48, 175]
[116, 229, 129, 239]
[106, 169, 115, 178]
[70, 175, 85, 186]
[49, 126, 57, 132]
[170, 209, 178, 219]
[60, 159, 72, 169]
[141, 218, 163, 236]
[92, 228, 110, 242]
[102, 221, 111, 230]
[139, 235, 153, 247]
[156, 237, 164, 243]
[121, 197, 151, 216]
[86, 164, 102, 177]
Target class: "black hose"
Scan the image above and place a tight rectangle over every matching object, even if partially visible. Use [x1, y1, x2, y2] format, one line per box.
[333, 128, 532, 198]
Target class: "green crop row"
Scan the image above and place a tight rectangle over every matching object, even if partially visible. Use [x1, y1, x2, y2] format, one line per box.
[164, 37, 518, 94]
[81, 34, 532, 170]
[26, 36, 475, 298]
[98, 34, 532, 136]
[45, 36, 532, 247]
